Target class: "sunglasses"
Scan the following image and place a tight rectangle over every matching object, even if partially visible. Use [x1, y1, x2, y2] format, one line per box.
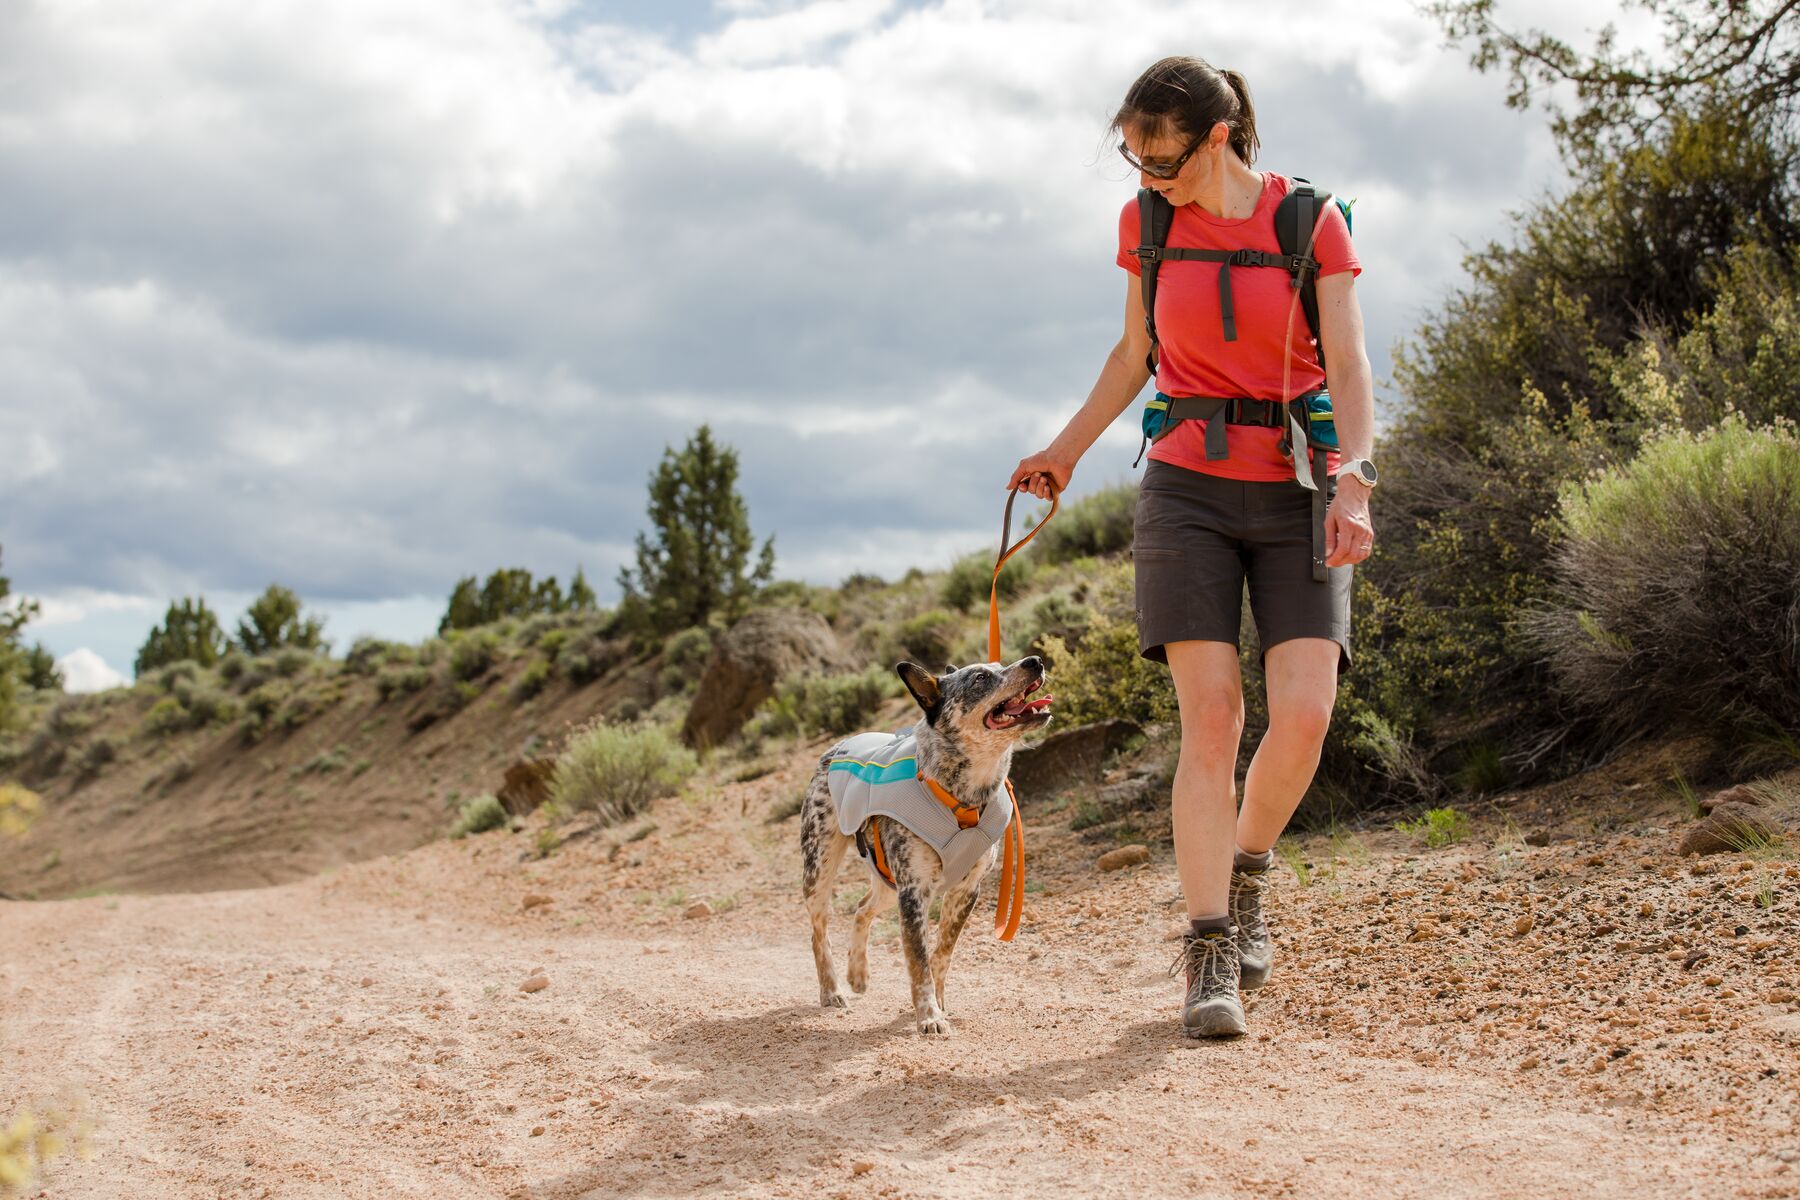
[1118, 130, 1209, 180]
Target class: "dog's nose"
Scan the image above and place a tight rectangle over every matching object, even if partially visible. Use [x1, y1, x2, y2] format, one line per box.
[1021, 655, 1044, 674]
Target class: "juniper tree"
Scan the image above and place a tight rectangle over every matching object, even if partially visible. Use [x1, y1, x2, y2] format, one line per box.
[618, 425, 774, 635]
[235, 585, 327, 655]
[136, 597, 229, 674]
[437, 567, 598, 633]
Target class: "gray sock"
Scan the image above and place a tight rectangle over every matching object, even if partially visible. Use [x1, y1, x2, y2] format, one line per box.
[1189, 914, 1231, 938]
[1234, 847, 1274, 872]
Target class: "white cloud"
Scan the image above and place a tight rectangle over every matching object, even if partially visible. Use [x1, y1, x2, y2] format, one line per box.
[56, 647, 128, 693]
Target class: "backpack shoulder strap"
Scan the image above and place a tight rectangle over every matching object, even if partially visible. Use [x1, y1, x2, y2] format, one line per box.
[1135, 187, 1175, 374]
[1275, 176, 1330, 373]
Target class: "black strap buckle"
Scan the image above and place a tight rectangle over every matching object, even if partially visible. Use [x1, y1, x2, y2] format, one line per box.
[1136, 245, 1163, 263]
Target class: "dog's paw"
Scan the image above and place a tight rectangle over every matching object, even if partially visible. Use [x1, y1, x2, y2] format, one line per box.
[916, 1009, 951, 1036]
[820, 990, 849, 1009]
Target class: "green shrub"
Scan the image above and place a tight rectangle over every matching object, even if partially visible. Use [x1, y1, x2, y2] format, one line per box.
[514, 659, 552, 699]
[1011, 590, 1093, 660]
[1526, 418, 1800, 756]
[536, 628, 571, 658]
[272, 648, 315, 679]
[376, 665, 432, 701]
[447, 629, 501, 682]
[1027, 482, 1137, 565]
[449, 793, 508, 838]
[743, 667, 899, 743]
[1395, 807, 1472, 849]
[940, 550, 1034, 613]
[550, 722, 698, 825]
[1034, 562, 1174, 728]
[894, 609, 961, 669]
[217, 652, 249, 683]
[657, 626, 715, 696]
[415, 638, 446, 667]
[557, 628, 624, 683]
[153, 661, 200, 692]
[140, 697, 188, 738]
[77, 736, 119, 776]
[345, 637, 409, 675]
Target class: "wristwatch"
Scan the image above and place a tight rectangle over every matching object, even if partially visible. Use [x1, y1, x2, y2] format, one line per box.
[1335, 458, 1379, 489]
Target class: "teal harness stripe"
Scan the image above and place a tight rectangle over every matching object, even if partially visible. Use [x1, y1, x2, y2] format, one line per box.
[827, 755, 919, 786]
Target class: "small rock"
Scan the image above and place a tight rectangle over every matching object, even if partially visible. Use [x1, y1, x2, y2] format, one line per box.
[851, 1162, 874, 1177]
[683, 901, 713, 920]
[1519, 1055, 1540, 1070]
[520, 975, 550, 993]
[521, 893, 553, 911]
[530, 1126, 545, 1137]
[1098, 845, 1151, 872]
[1524, 830, 1551, 847]
[1700, 784, 1765, 814]
[1408, 923, 1438, 943]
[1512, 914, 1534, 937]
[359, 977, 374, 988]
[1680, 803, 1781, 856]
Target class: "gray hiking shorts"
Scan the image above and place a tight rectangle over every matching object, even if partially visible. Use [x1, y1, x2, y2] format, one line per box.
[1133, 459, 1352, 671]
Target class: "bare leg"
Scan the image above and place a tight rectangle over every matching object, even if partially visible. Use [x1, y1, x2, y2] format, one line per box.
[846, 878, 893, 994]
[1164, 640, 1246, 921]
[1237, 638, 1338, 854]
[930, 877, 983, 1011]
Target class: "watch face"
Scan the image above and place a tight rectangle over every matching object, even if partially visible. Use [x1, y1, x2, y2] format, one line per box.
[1359, 460, 1379, 485]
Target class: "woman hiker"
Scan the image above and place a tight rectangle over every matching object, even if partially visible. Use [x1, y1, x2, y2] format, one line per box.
[1008, 56, 1377, 1039]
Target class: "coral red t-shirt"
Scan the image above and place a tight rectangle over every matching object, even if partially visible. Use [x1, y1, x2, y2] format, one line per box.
[1116, 173, 1359, 480]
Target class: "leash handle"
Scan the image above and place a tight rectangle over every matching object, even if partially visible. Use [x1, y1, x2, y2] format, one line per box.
[989, 483, 1060, 662]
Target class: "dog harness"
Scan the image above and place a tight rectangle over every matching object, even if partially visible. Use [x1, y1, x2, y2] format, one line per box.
[830, 730, 1016, 884]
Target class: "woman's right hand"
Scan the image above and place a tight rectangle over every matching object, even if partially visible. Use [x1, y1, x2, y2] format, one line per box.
[1007, 451, 1073, 501]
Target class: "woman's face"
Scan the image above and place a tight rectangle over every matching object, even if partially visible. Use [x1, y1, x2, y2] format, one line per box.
[1122, 120, 1225, 208]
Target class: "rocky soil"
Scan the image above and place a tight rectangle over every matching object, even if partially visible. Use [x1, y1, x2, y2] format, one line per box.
[3, 732, 1798, 1198]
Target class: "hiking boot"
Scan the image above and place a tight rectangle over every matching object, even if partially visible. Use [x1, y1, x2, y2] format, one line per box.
[1172, 928, 1246, 1039]
[1230, 857, 1274, 991]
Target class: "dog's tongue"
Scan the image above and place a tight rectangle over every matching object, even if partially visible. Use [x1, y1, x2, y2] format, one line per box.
[1025, 694, 1054, 711]
[1001, 697, 1029, 716]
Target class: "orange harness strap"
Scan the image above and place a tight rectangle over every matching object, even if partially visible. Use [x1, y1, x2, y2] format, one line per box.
[866, 815, 895, 888]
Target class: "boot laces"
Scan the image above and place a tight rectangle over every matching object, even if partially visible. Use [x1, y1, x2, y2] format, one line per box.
[1230, 868, 1268, 947]
[1169, 933, 1237, 1004]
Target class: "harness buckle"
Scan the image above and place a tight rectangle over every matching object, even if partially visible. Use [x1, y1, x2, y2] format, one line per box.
[1136, 245, 1163, 263]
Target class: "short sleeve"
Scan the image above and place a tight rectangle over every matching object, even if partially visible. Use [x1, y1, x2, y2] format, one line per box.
[1116, 197, 1142, 276]
[1311, 197, 1360, 278]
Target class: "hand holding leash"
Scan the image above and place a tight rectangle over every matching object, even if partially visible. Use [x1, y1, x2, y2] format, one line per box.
[1007, 451, 1073, 502]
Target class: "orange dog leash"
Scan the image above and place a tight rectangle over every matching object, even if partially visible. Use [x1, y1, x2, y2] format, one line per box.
[986, 483, 1059, 940]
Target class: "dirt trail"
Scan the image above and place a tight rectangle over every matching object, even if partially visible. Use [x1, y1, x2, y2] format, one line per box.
[7, 775, 1799, 1200]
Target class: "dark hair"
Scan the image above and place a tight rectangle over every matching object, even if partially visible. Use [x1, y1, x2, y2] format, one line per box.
[1111, 56, 1259, 166]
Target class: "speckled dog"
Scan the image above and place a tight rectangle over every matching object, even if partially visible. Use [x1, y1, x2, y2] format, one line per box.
[800, 656, 1051, 1035]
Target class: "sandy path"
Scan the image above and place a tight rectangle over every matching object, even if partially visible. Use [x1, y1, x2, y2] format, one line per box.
[0, 845, 1767, 1200]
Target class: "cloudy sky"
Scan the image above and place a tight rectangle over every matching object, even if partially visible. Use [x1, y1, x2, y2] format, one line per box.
[2, 0, 1646, 688]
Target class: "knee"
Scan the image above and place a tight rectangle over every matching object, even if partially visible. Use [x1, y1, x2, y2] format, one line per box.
[1180, 689, 1245, 752]
[1269, 695, 1335, 747]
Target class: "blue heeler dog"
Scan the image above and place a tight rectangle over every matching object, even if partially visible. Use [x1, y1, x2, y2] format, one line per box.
[799, 657, 1052, 1035]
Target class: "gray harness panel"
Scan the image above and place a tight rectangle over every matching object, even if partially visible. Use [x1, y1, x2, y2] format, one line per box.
[827, 730, 1013, 887]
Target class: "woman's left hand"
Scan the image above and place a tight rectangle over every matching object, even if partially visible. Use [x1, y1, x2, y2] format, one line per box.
[1324, 479, 1375, 567]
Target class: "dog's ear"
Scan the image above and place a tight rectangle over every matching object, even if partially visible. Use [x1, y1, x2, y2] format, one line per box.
[896, 662, 941, 715]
